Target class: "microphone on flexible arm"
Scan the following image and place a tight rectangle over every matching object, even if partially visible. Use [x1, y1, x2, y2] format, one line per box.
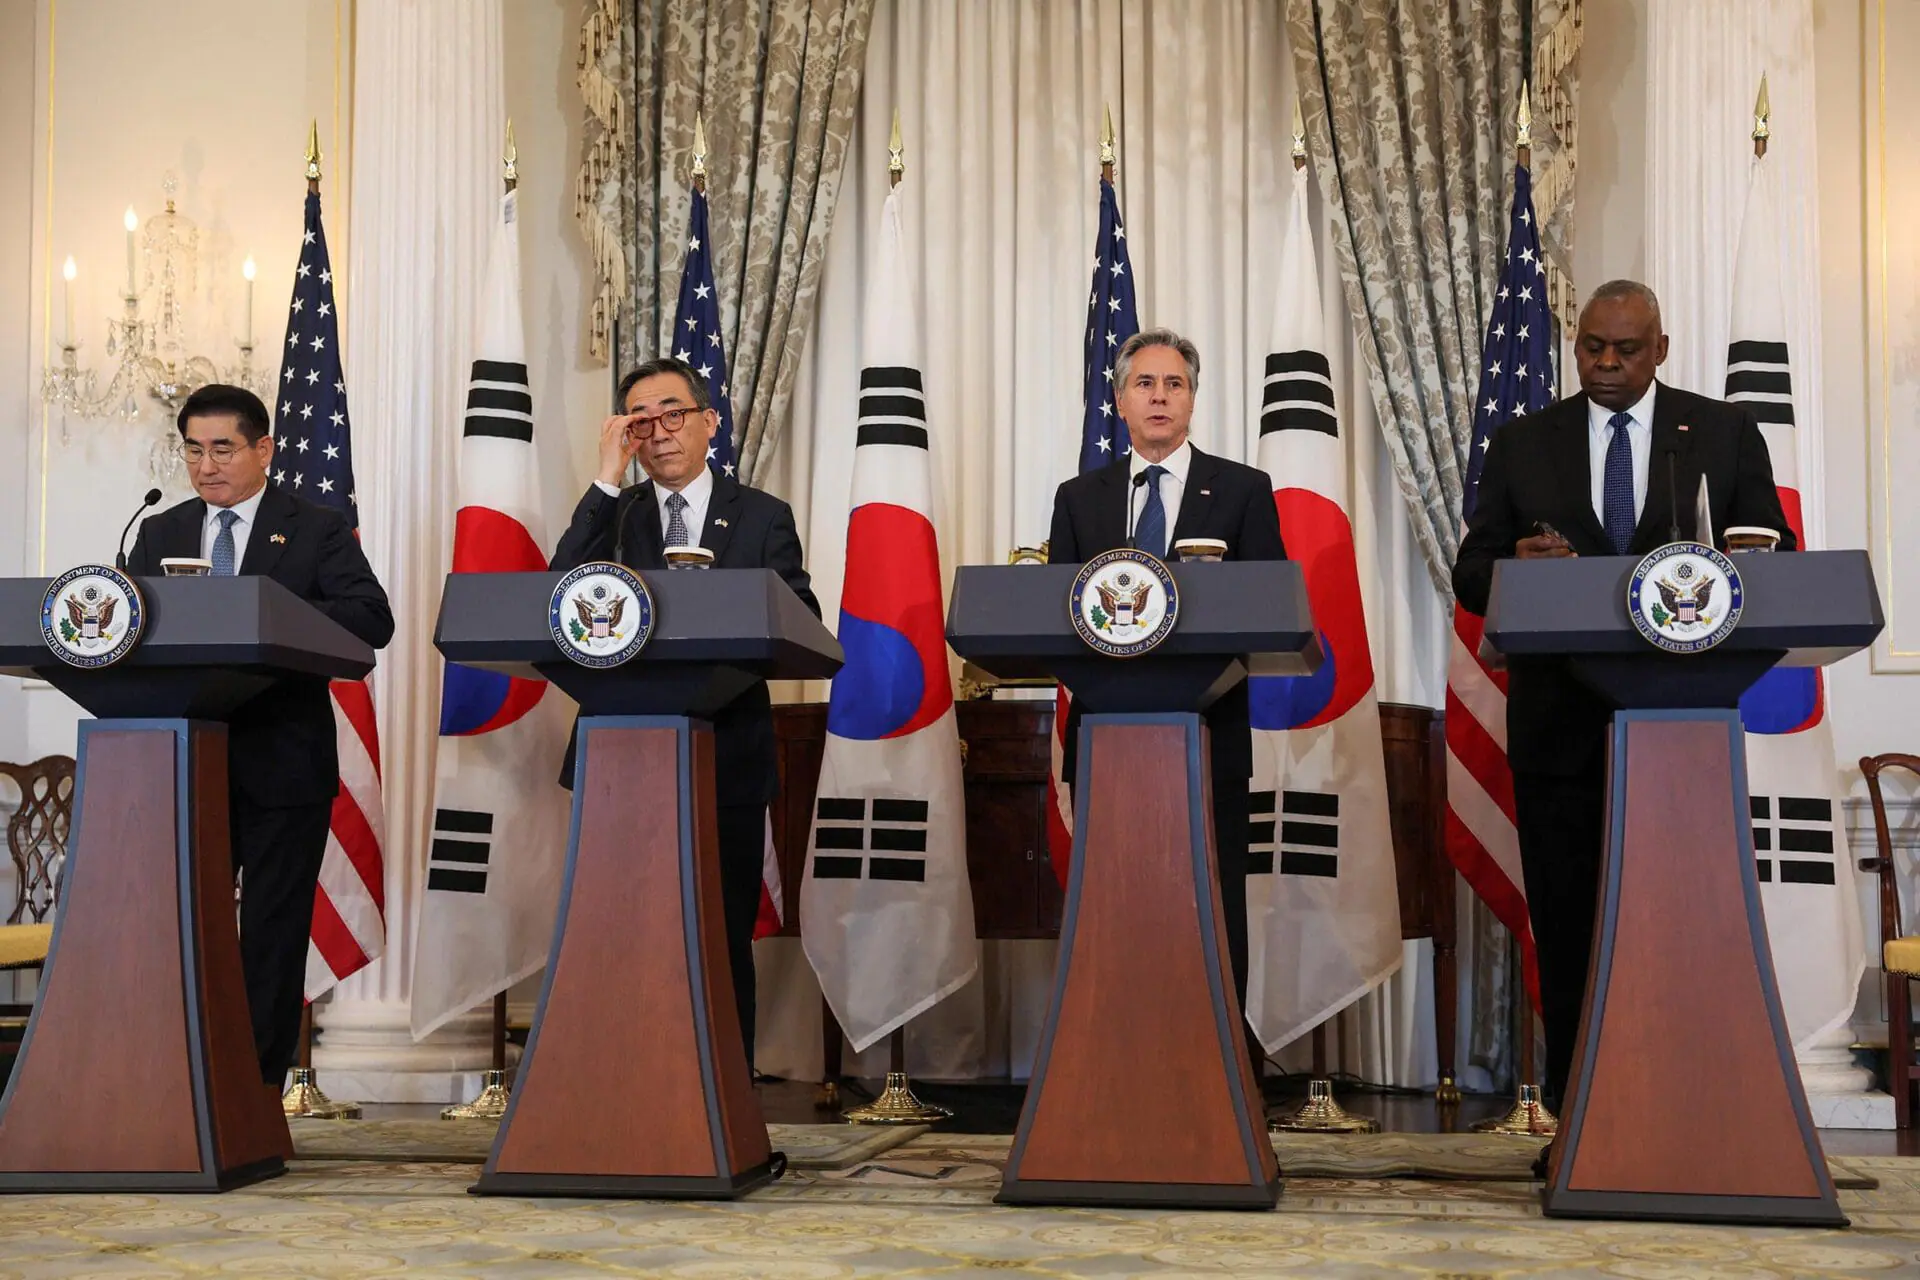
[115, 488, 163, 571]
[1663, 444, 1682, 544]
[1125, 471, 1148, 549]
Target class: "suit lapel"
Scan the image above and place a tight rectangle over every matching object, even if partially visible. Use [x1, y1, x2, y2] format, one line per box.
[1547, 394, 1609, 552]
[700, 472, 742, 563]
[1631, 384, 1692, 550]
[237, 485, 294, 577]
[1168, 446, 1217, 547]
[625, 483, 666, 569]
[163, 499, 209, 561]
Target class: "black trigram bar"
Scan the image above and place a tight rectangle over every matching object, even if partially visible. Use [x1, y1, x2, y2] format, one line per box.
[1751, 793, 1836, 885]
[1723, 340, 1795, 426]
[464, 360, 534, 441]
[429, 807, 493, 894]
[1259, 350, 1337, 437]
[1279, 790, 1339, 878]
[857, 366, 928, 449]
[811, 796, 931, 881]
[1247, 788, 1277, 875]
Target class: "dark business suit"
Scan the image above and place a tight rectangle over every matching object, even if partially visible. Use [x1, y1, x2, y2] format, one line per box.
[549, 471, 819, 1062]
[1047, 444, 1289, 1009]
[1451, 383, 1792, 1108]
[128, 482, 394, 1083]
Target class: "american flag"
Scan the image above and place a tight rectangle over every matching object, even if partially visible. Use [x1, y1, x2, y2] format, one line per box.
[1047, 175, 1141, 882]
[670, 185, 737, 477]
[1442, 163, 1555, 1007]
[274, 186, 389, 998]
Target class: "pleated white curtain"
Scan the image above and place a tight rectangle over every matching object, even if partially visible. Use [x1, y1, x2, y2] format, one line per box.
[752, 0, 1454, 1088]
[1645, 0, 1826, 547]
[319, 0, 507, 1068]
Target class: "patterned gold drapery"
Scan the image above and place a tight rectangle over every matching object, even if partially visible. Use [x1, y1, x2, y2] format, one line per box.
[576, 0, 875, 484]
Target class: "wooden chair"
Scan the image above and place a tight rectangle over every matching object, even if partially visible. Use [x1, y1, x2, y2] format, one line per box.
[1861, 752, 1920, 1128]
[0, 757, 76, 1019]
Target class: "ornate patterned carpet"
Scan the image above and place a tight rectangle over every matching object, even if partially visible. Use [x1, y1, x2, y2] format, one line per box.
[0, 1130, 1915, 1277]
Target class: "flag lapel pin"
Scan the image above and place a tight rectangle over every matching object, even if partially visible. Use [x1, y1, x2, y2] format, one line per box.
[270, 533, 288, 544]
[1198, 488, 1212, 496]
[714, 518, 729, 528]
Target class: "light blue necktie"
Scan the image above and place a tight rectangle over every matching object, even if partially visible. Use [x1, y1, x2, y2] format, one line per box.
[1134, 464, 1168, 558]
[1601, 411, 1637, 554]
[210, 509, 240, 576]
[664, 491, 691, 548]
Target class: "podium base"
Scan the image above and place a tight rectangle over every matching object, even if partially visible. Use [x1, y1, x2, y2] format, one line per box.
[997, 1171, 1281, 1211]
[473, 1156, 781, 1201]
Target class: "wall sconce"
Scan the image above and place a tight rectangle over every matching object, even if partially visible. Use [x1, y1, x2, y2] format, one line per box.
[41, 174, 271, 478]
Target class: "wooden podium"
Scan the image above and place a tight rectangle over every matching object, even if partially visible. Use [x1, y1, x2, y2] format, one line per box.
[434, 569, 840, 1198]
[0, 576, 375, 1191]
[947, 561, 1319, 1209]
[1483, 550, 1884, 1227]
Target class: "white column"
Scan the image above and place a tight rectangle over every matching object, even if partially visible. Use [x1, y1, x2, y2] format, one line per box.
[1798, 1021, 1890, 1130]
[312, 0, 507, 1104]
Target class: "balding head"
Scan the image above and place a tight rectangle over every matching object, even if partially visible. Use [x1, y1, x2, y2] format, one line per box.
[1575, 279, 1668, 410]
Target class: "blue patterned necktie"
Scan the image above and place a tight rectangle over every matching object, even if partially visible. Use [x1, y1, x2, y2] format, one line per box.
[1133, 464, 1168, 558]
[210, 508, 240, 576]
[663, 490, 691, 548]
[1602, 411, 1637, 554]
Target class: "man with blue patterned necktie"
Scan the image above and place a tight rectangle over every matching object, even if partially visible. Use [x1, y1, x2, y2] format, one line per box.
[1452, 282, 1793, 1118]
[126, 384, 392, 1086]
[1047, 329, 1289, 1013]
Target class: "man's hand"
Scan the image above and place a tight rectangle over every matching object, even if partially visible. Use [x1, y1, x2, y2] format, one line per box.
[1515, 532, 1575, 559]
[596, 415, 641, 488]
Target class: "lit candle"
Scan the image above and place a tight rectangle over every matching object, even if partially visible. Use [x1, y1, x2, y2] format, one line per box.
[242, 256, 256, 347]
[123, 206, 138, 297]
[61, 256, 76, 349]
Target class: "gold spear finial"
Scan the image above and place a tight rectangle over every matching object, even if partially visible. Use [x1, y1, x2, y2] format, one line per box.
[888, 107, 904, 185]
[1516, 80, 1533, 149]
[1753, 73, 1771, 153]
[1099, 101, 1116, 171]
[503, 117, 518, 188]
[305, 120, 321, 182]
[692, 112, 708, 185]
[1290, 96, 1307, 167]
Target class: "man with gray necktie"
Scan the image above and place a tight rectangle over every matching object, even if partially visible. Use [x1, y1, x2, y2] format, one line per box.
[1046, 328, 1288, 1011]
[549, 355, 818, 1063]
[1452, 281, 1794, 1117]
[126, 384, 393, 1086]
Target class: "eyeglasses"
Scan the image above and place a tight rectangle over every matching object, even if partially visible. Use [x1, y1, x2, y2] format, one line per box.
[624, 406, 705, 440]
[176, 440, 260, 465]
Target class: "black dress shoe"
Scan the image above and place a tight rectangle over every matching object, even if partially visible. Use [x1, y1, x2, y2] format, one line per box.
[1530, 1141, 1553, 1179]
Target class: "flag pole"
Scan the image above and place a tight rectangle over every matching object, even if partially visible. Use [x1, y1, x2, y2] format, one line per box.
[278, 118, 361, 1124]
[1470, 81, 1558, 1144]
[439, 123, 524, 1124]
[840, 113, 951, 1127]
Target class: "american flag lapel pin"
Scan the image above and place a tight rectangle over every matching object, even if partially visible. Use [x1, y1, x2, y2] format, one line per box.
[1199, 488, 1211, 496]
[1678, 423, 1690, 433]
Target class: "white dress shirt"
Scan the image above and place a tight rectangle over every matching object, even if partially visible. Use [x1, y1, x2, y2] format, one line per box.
[594, 465, 715, 548]
[201, 484, 269, 569]
[1587, 383, 1655, 529]
[1128, 439, 1193, 550]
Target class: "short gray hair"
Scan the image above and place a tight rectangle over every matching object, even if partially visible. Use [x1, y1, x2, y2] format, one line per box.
[1583, 279, 1663, 329]
[1114, 327, 1201, 396]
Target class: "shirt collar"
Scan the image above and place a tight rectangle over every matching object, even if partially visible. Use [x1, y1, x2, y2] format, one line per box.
[208, 483, 269, 527]
[1129, 438, 1193, 483]
[1588, 382, 1657, 435]
[655, 463, 714, 510]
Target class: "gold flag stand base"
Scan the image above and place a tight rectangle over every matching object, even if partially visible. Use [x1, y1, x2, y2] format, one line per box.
[1269, 1078, 1379, 1133]
[442, 1069, 513, 1120]
[1471, 1083, 1558, 1136]
[281, 1067, 361, 1120]
[1435, 1074, 1462, 1106]
[843, 1072, 950, 1125]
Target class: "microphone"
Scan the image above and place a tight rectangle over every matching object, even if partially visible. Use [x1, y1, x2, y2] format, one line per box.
[1663, 445, 1682, 544]
[1125, 471, 1148, 549]
[116, 488, 163, 571]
